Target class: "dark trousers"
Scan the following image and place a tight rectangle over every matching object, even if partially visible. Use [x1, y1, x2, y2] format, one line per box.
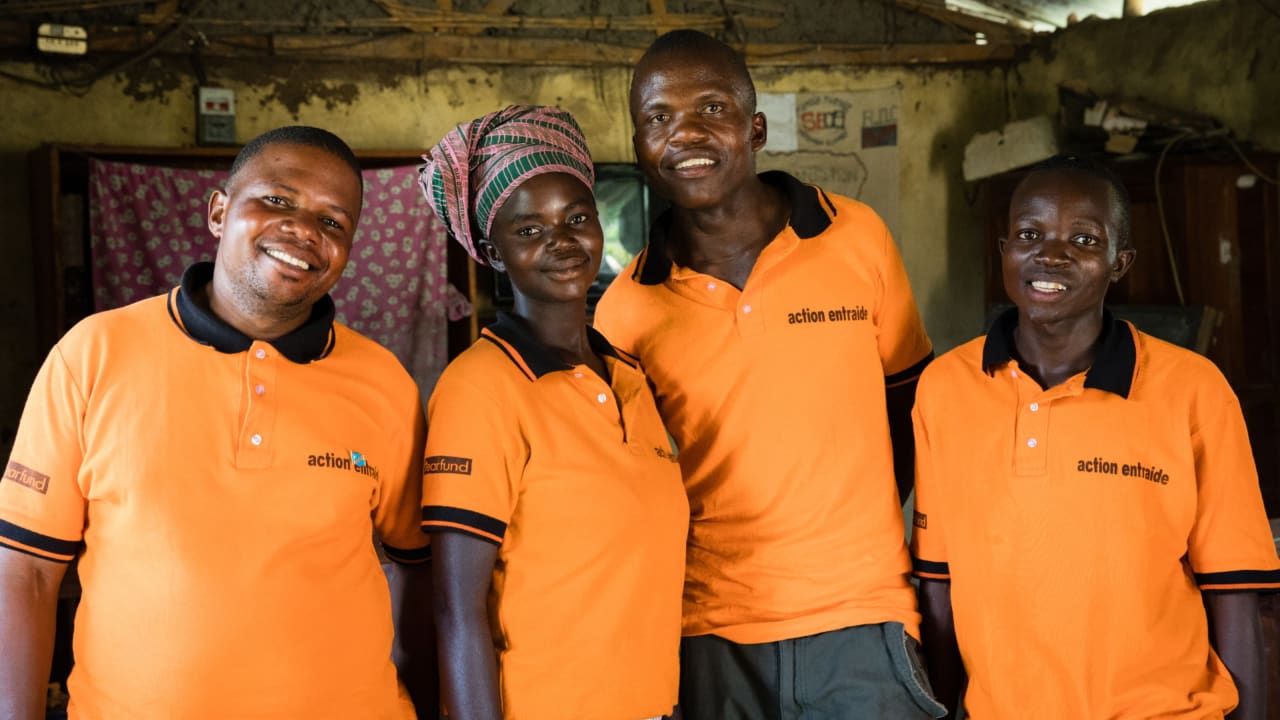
[679, 622, 948, 720]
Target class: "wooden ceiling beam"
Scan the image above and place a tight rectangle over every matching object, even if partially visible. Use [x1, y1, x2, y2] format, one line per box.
[455, 0, 520, 35]
[481, 0, 520, 15]
[894, 0, 1032, 43]
[648, 0, 676, 36]
[61, 29, 1015, 66]
[742, 41, 1017, 64]
[723, 0, 788, 11]
[368, 0, 424, 33]
[126, 12, 783, 33]
[4, 0, 140, 11]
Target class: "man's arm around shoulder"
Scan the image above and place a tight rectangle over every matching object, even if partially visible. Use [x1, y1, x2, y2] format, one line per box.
[0, 548, 68, 720]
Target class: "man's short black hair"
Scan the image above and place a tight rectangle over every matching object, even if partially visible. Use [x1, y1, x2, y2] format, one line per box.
[1020, 154, 1132, 249]
[633, 29, 757, 114]
[229, 125, 362, 192]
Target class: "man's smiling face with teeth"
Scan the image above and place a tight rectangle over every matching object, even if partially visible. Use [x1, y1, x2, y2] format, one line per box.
[629, 45, 766, 212]
[206, 141, 362, 330]
[1000, 167, 1135, 327]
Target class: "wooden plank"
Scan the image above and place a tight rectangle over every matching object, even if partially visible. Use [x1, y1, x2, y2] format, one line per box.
[130, 11, 783, 33]
[270, 33, 641, 64]
[481, 0, 519, 15]
[368, 0, 425, 33]
[893, 0, 1032, 43]
[67, 29, 1017, 66]
[649, 0, 675, 36]
[6, 0, 140, 11]
[740, 42, 1018, 65]
[456, 0, 519, 35]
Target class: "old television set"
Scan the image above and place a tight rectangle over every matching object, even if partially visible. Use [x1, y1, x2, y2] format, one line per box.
[493, 163, 658, 307]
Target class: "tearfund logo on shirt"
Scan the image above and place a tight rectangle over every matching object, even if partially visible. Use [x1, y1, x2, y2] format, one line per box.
[424, 456, 473, 476]
[3, 461, 50, 495]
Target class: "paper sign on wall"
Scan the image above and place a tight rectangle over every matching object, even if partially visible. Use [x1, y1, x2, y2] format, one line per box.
[758, 87, 901, 242]
[758, 92, 798, 153]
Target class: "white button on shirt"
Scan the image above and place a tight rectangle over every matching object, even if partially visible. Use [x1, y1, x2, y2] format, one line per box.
[255, 349, 267, 359]
[254, 384, 266, 396]
[596, 393, 608, 403]
[250, 434, 263, 446]
[1026, 438, 1038, 448]
[1029, 402, 1039, 412]
[743, 305, 753, 314]
[706, 282, 717, 291]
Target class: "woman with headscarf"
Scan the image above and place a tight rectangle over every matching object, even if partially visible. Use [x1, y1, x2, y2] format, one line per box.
[418, 105, 688, 720]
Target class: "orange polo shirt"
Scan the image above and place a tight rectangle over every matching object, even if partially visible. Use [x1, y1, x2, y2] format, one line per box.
[421, 313, 688, 720]
[595, 171, 933, 644]
[0, 262, 427, 719]
[911, 309, 1280, 719]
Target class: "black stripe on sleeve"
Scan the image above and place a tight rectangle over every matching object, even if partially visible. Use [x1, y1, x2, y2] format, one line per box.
[0, 539, 75, 563]
[0, 519, 82, 558]
[382, 542, 432, 564]
[425, 526, 503, 547]
[1195, 568, 1280, 589]
[421, 506, 507, 542]
[886, 352, 934, 387]
[911, 557, 950, 576]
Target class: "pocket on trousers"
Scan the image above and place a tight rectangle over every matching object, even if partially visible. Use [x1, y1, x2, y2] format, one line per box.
[882, 622, 949, 719]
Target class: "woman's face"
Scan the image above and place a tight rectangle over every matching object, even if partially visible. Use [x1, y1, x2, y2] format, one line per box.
[483, 172, 604, 307]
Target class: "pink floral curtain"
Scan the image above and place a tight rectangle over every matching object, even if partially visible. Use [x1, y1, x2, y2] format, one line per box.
[88, 159, 470, 398]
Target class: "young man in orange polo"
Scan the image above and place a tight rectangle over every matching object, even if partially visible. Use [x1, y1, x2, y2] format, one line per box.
[0, 126, 435, 719]
[595, 30, 943, 719]
[912, 155, 1280, 719]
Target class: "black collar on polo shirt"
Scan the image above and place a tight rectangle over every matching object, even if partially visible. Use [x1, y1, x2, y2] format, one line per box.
[168, 261, 336, 363]
[635, 170, 839, 286]
[981, 306, 1136, 398]
[484, 311, 622, 380]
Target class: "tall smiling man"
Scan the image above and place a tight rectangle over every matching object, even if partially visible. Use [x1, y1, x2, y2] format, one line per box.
[0, 126, 434, 719]
[594, 30, 943, 719]
[912, 156, 1280, 719]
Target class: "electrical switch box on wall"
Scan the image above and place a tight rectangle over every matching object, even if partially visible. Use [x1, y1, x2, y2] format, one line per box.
[197, 87, 236, 146]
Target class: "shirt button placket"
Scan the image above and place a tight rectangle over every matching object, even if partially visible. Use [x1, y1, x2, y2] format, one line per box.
[239, 342, 278, 467]
[738, 290, 765, 336]
[1012, 368, 1049, 476]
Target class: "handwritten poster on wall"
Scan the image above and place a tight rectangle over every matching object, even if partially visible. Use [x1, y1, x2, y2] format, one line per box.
[757, 87, 902, 242]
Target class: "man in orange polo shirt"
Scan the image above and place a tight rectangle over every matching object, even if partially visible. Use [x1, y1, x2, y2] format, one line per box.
[912, 155, 1280, 719]
[595, 29, 943, 719]
[0, 126, 434, 719]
